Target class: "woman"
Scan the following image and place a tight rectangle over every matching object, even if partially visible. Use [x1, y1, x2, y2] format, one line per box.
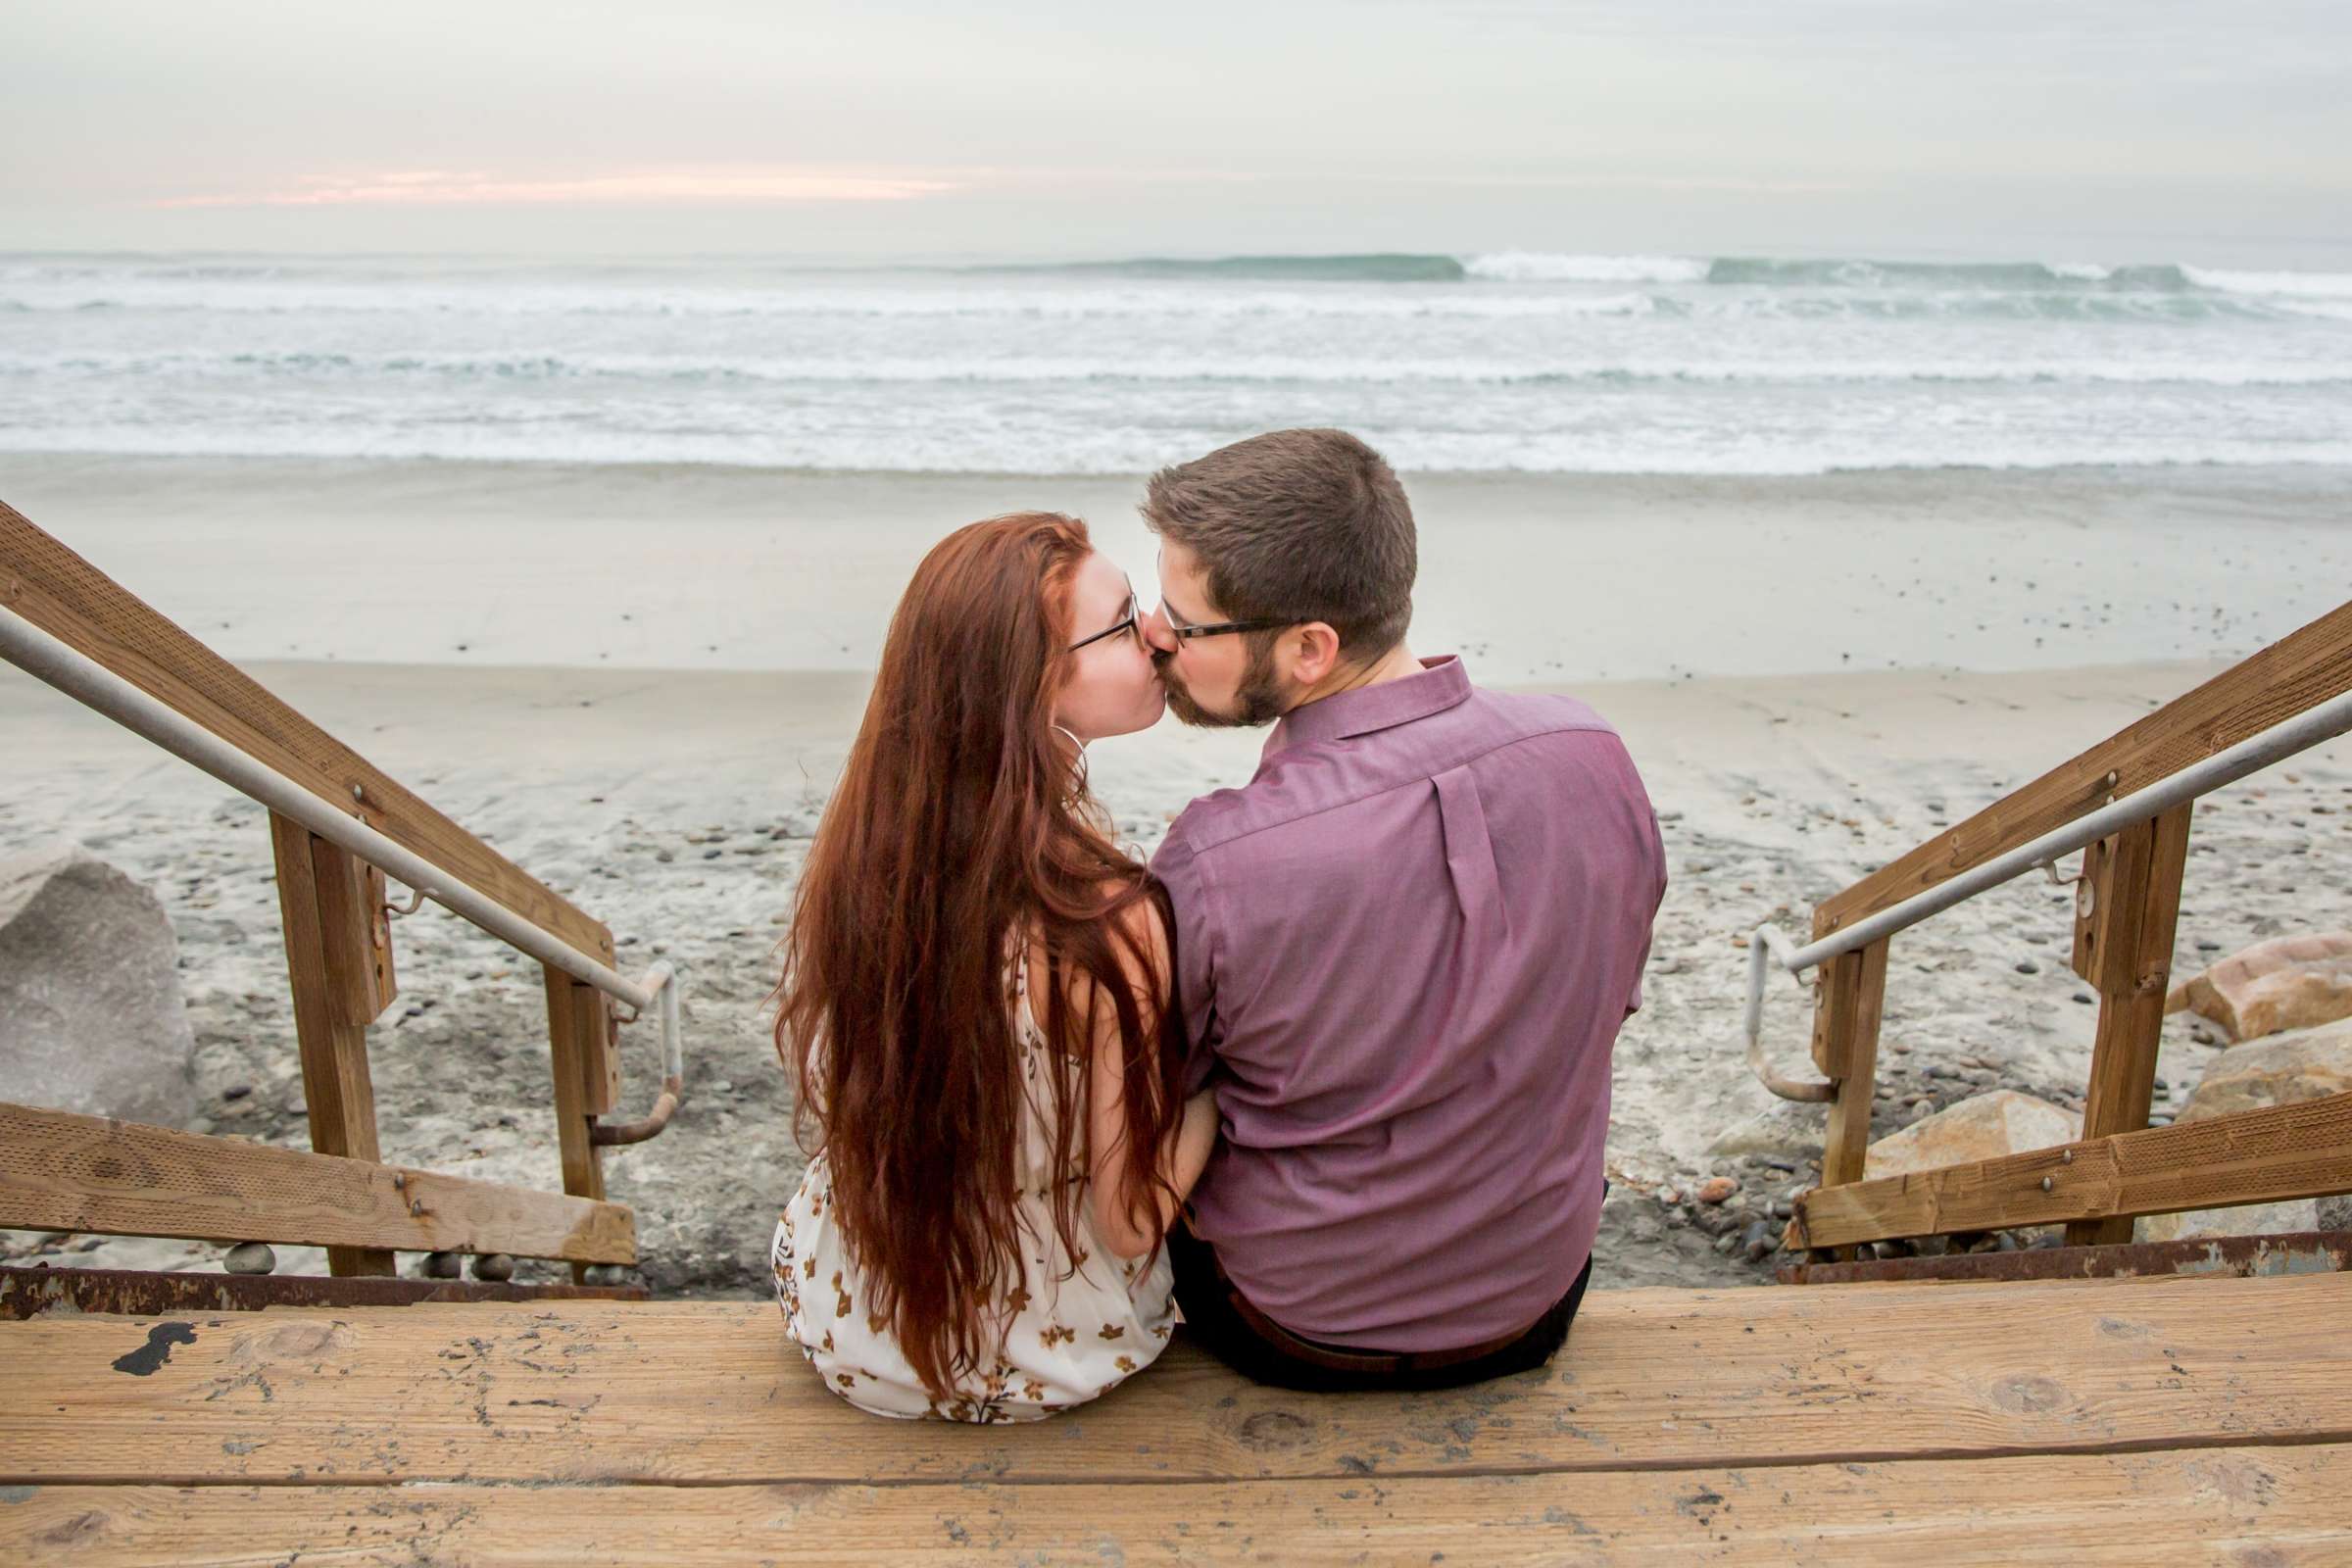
[770, 512, 1216, 1422]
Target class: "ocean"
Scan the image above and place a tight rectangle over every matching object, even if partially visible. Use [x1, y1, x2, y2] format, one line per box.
[4, 251, 2351, 475]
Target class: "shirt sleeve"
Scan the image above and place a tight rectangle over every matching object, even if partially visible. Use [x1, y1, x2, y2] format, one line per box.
[1626, 803, 1670, 1018]
[1151, 820, 1223, 1095]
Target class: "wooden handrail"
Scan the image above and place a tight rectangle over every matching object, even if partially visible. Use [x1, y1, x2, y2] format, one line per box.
[0, 1102, 636, 1265]
[1792, 600, 2352, 1258]
[0, 499, 613, 964]
[1790, 1090, 2352, 1250]
[1813, 599, 2352, 939]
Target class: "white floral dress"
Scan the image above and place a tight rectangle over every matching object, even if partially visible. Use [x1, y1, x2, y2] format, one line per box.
[770, 951, 1179, 1422]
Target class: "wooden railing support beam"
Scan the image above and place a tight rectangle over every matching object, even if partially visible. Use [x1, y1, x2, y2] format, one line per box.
[544, 968, 612, 1284]
[2065, 802, 2193, 1246]
[270, 811, 397, 1277]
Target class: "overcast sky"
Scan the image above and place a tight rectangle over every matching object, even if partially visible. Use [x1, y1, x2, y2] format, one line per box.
[6, 0, 2347, 263]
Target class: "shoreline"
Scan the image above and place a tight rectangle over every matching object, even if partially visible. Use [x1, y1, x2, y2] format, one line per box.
[4, 453, 2348, 684]
[7, 654, 2348, 1295]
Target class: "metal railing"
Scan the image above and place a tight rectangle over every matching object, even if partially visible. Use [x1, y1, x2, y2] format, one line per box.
[0, 606, 686, 1140]
[1743, 688, 2352, 1102]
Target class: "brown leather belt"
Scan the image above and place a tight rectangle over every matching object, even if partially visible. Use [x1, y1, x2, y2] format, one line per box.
[1213, 1255, 1540, 1375]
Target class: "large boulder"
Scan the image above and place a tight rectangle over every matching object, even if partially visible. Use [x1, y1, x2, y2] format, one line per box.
[0, 844, 197, 1129]
[1864, 1090, 2081, 1180]
[2166, 931, 2352, 1043]
[2135, 1018, 2352, 1244]
[2169, 1018, 2352, 1123]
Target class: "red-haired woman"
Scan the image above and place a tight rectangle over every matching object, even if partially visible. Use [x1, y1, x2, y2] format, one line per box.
[770, 513, 1216, 1422]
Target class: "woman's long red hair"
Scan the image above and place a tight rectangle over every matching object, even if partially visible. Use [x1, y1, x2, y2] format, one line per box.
[773, 513, 1185, 1402]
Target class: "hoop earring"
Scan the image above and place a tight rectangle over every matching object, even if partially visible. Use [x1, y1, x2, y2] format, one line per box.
[1051, 723, 1090, 795]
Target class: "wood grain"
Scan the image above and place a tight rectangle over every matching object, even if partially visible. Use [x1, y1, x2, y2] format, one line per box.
[543, 967, 610, 1284]
[6, 1447, 2345, 1565]
[269, 812, 394, 1275]
[1815, 937, 1890, 1195]
[0, 499, 614, 962]
[2068, 804, 2193, 1246]
[1813, 597, 2352, 938]
[0, 1273, 2343, 1487]
[1793, 1090, 2352, 1249]
[0, 1101, 635, 1264]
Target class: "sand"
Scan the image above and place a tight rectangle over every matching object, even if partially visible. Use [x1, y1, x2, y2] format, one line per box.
[7, 647, 2348, 1294]
[5, 455, 2348, 682]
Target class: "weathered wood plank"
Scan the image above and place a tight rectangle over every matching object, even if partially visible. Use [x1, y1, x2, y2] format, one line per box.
[1794, 1091, 2352, 1250]
[544, 967, 611, 1284]
[1813, 597, 2352, 938]
[7, 1446, 2346, 1565]
[0, 1102, 634, 1264]
[0, 1274, 2343, 1486]
[270, 813, 395, 1275]
[1815, 937, 1890, 1198]
[2068, 804, 2193, 1246]
[0, 499, 614, 963]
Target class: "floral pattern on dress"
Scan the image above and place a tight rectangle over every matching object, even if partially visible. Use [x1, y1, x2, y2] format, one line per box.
[768, 946, 1180, 1422]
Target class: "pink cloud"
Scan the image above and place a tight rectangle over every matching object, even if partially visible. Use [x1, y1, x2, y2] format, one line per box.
[156, 169, 956, 209]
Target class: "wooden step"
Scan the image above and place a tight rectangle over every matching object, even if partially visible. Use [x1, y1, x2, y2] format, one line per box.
[1, 1271, 2344, 1488]
[7, 1446, 2347, 1565]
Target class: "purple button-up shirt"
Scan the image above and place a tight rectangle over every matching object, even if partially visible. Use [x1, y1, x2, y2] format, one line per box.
[1153, 657, 1664, 1350]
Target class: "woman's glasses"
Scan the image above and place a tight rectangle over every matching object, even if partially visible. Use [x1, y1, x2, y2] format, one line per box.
[1067, 590, 1141, 652]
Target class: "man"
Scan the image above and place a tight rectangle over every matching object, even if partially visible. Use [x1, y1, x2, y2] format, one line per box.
[1139, 427, 1665, 1392]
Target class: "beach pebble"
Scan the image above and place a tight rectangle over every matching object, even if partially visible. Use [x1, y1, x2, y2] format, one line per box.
[422, 1250, 463, 1280]
[2015, 958, 2039, 974]
[1695, 1176, 1740, 1204]
[222, 1242, 275, 1275]
[2074, 991, 2094, 1004]
[1712, 1232, 1740, 1255]
[1740, 1220, 1775, 1261]
[470, 1252, 515, 1283]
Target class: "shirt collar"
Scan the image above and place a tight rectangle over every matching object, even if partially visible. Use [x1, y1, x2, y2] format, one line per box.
[1265, 656, 1471, 758]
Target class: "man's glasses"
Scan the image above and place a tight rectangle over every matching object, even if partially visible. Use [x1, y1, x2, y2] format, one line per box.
[1158, 598, 1296, 642]
[1067, 590, 1142, 653]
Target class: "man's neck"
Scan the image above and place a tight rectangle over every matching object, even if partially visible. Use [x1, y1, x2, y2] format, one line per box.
[1292, 642, 1424, 710]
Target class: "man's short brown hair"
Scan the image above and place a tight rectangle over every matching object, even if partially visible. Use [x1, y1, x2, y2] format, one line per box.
[1141, 428, 1416, 659]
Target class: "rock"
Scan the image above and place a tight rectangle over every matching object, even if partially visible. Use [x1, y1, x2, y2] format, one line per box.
[2165, 932, 2352, 1043]
[1704, 1103, 1822, 1164]
[2135, 1019, 2352, 1244]
[1694, 1176, 1740, 1204]
[2139, 1198, 2323, 1246]
[0, 845, 197, 1129]
[2169, 1019, 2352, 1123]
[1740, 1220, 1776, 1261]
[1864, 1091, 2082, 1181]
[222, 1242, 276, 1275]
[470, 1252, 515, 1283]
[422, 1250, 463, 1280]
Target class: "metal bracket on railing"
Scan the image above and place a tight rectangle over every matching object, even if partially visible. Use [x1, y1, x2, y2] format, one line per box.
[593, 961, 686, 1147]
[1743, 923, 1836, 1102]
[382, 879, 433, 919]
[2037, 857, 2083, 888]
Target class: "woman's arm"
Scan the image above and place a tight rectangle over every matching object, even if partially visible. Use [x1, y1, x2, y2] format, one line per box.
[1081, 900, 1217, 1258]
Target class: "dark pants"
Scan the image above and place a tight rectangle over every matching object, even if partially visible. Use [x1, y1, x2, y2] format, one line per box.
[1168, 1218, 1595, 1395]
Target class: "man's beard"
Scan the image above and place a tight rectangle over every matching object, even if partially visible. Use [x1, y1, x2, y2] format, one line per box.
[1155, 637, 1291, 729]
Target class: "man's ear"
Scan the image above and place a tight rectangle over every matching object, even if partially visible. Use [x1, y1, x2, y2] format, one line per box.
[1287, 621, 1345, 687]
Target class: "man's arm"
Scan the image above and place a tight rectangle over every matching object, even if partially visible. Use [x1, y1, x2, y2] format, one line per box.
[1151, 822, 1223, 1095]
